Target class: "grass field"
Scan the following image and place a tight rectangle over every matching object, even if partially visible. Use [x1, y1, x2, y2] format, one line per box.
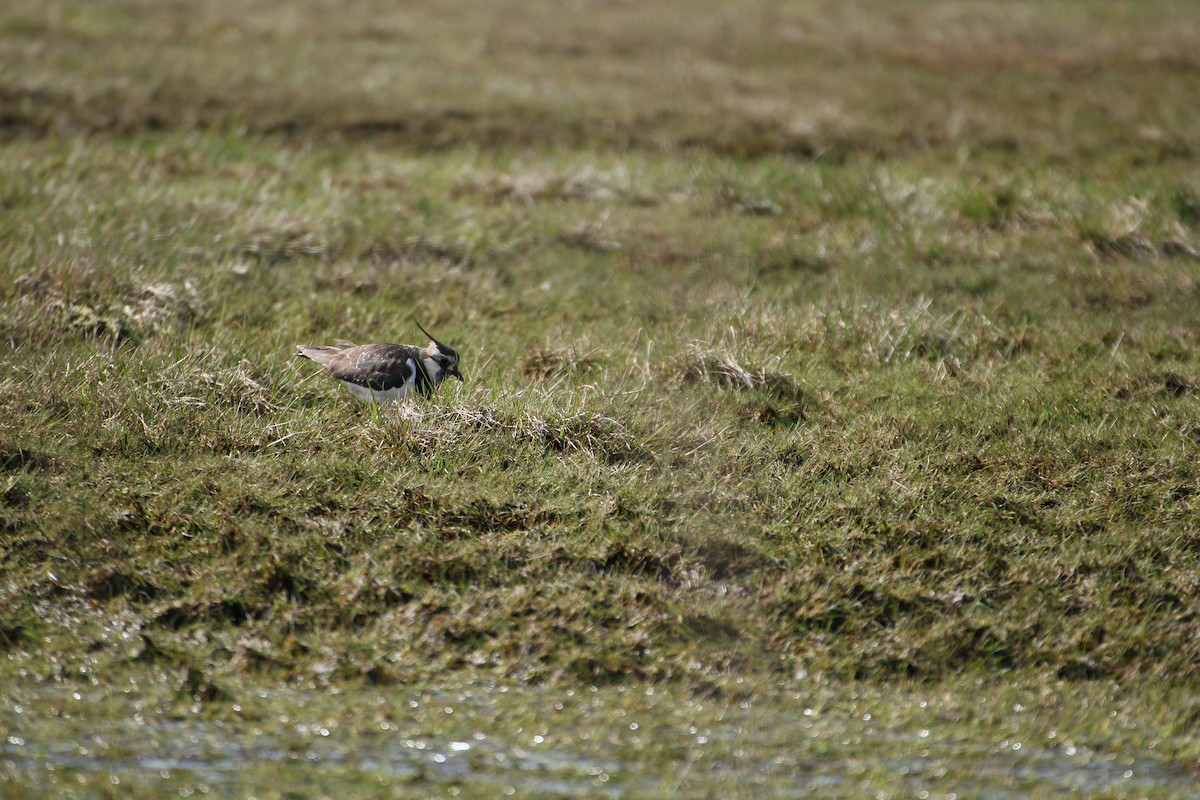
[2, 0, 1200, 795]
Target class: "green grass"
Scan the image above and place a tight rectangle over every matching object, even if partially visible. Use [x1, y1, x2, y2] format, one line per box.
[2, 0, 1200, 794]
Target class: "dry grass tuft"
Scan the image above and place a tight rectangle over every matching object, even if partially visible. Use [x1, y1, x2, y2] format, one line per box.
[672, 348, 759, 390]
[559, 221, 622, 253]
[50, 281, 207, 343]
[670, 345, 805, 401]
[519, 345, 604, 379]
[241, 227, 328, 263]
[386, 403, 641, 461]
[454, 166, 631, 204]
[196, 366, 280, 415]
[1085, 232, 1199, 261]
[123, 283, 207, 333]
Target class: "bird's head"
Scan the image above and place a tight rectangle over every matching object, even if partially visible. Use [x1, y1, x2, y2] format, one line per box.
[415, 319, 464, 385]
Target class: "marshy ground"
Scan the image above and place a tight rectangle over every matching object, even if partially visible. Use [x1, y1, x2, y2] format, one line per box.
[2, 1, 1200, 796]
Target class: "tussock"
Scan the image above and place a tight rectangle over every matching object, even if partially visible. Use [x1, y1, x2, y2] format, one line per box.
[559, 222, 621, 253]
[454, 166, 630, 204]
[241, 227, 328, 262]
[54, 281, 206, 342]
[797, 300, 1034, 370]
[154, 354, 280, 415]
[388, 403, 641, 461]
[670, 346, 807, 404]
[362, 234, 475, 267]
[1086, 233, 1198, 261]
[196, 367, 279, 415]
[672, 348, 757, 389]
[123, 282, 206, 332]
[519, 345, 604, 379]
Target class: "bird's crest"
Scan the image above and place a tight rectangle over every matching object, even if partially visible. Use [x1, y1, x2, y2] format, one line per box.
[413, 318, 457, 358]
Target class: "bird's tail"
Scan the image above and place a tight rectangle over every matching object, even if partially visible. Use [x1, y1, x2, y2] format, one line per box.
[295, 341, 355, 365]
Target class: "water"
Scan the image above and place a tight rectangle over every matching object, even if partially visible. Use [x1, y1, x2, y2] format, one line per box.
[2, 682, 1197, 798]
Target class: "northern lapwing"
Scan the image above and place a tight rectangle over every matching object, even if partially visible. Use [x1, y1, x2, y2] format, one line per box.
[296, 320, 463, 404]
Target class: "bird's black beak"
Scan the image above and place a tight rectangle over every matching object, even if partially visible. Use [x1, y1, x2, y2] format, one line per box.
[452, 366, 464, 382]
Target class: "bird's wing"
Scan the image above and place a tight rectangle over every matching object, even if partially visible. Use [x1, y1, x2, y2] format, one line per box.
[328, 343, 424, 390]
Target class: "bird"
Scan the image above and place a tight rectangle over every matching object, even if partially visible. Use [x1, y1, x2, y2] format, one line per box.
[296, 319, 464, 404]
